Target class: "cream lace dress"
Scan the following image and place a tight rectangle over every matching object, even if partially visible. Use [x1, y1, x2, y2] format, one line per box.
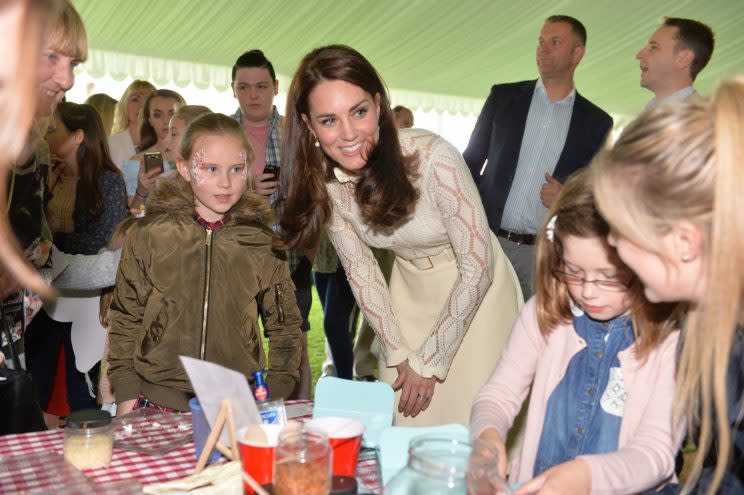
[326, 129, 523, 426]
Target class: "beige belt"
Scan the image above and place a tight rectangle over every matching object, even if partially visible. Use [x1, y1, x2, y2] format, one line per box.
[403, 248, 456, 270]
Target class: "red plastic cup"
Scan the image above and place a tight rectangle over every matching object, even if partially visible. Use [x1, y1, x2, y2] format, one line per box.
[238, 424, 282, 494]
[305, 417, 365, 477]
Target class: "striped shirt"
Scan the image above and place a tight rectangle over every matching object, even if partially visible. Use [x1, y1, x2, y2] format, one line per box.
[500, 79, 575, 234]
[232, 106, 301, 274]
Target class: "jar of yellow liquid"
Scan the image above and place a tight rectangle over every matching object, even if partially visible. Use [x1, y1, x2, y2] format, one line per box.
[63, 409, 114, 470]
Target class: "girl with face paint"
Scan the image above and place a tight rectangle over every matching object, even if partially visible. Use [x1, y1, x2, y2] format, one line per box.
[108, 113, 303, 415]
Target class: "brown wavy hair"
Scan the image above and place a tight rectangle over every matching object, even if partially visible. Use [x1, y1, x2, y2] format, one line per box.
[535, 168, 678, 360]
[276, 44, 418, 252]
[55, 102, 123, 222]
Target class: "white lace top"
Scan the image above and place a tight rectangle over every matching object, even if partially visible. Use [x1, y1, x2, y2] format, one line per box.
[326, 128, 495, 379]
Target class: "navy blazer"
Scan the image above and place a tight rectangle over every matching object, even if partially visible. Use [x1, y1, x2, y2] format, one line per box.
[463, 80, 613, 233]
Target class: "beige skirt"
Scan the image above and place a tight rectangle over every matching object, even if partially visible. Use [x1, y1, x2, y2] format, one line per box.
[379, 231, 523, 427]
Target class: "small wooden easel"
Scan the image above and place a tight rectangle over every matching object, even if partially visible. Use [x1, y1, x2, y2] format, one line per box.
[193, 398, 240, 473]
[192, 398, 270, 495]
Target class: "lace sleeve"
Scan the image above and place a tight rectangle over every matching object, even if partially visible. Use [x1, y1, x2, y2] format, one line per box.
[326, 194, 413, 368]
[415, 138, 495, 379]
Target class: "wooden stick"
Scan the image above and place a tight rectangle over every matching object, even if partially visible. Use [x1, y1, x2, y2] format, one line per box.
[242, 471, 271, 495]
[194, 402, 228, 473]
[215, 441, 235, 460]
[224, 399, 240, 461]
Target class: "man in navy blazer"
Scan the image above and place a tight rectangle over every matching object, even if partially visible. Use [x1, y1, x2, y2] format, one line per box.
[463, 15, 612, 296]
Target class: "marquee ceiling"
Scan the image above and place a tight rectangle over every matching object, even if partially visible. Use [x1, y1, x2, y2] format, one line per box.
[71, 0, 744, 118]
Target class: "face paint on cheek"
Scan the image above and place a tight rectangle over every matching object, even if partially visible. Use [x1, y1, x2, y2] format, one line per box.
[239, 150, 248, 181]
[190, 148, 207, 186]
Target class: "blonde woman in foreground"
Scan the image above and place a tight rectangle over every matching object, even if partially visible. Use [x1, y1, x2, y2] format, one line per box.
[0, 0, 56, 299]
[593, 76, 744, 494]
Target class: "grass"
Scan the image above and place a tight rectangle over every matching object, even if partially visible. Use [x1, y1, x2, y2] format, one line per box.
[306, 286, 328, 390]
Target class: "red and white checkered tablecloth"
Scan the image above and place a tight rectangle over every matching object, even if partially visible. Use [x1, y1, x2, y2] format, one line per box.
[0, 400, 382, 494]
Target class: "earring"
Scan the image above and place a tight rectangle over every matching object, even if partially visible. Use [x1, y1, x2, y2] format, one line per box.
[681, 253, 691, 262]
[314, 137, 320, 148]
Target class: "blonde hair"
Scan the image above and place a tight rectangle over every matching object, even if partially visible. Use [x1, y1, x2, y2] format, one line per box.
[99, 217, 138, 327]
[180, 112, 254, 167]
[45, 0, 87, 61]
[1, 0, 50, 162]
[535, 168, 677, 359]
[111, 80, 156, 135]
[172, 105, 211, 126]
[84, 93, 117, 136]
[593, 76, 744, 494]
[0, 0, 57, 300]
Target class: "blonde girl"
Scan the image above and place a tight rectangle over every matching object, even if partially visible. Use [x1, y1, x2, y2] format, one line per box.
[163, 105, 211, 164]
[593, 76, 744, 494]
[108, 113, 302, 415]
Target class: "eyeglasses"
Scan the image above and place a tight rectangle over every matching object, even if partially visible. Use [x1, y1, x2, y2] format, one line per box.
[552, 269, 630, 292]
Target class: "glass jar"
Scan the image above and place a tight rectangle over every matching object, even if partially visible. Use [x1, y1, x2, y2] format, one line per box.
[273, 428, 332, 495]
[385, 434, 513, 495]
[63, 409, 114, 470]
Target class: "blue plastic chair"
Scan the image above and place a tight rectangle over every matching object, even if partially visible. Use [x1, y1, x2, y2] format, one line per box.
[312, 376, 394, 448]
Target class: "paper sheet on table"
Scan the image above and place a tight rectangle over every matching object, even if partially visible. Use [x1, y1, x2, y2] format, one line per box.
[180, 356, 262, 446]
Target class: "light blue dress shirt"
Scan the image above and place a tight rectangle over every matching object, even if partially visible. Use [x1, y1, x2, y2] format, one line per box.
[500, 79, 575, 234]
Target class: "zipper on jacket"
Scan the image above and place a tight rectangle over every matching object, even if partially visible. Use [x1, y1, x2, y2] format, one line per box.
[200, 229, 214, 360]
[274, 283, 285, 324]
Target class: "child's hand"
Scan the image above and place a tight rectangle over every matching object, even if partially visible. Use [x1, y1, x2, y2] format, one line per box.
[515, 459, 591, 495]
[476, 427, 508, 478]
[116, 399, 137, 416]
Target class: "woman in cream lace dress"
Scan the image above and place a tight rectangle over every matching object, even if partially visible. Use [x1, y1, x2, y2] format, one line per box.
[279, 45, 523, 426]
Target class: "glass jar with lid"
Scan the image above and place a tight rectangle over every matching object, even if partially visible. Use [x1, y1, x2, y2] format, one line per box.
[63, 409, 114, 470]
[385, 434, 513, 495]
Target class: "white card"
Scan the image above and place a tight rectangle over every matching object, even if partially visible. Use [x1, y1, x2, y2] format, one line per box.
[180, 356, 262, 445]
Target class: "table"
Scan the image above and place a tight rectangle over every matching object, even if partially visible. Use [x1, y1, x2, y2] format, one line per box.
[0, 400, 382, 494]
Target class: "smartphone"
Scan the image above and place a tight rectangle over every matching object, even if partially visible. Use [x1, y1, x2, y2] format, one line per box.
[144, 152, 164, 174]
[263, 164, 280, 182]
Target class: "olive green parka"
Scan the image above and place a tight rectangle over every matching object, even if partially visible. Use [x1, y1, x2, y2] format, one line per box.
[108, 176, 302, 411]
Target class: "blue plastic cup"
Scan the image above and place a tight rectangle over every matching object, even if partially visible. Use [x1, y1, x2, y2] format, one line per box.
[189, 397, 222, 463]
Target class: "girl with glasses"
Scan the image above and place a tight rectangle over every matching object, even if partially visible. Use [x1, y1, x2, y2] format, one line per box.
[471, 168, 681, 495]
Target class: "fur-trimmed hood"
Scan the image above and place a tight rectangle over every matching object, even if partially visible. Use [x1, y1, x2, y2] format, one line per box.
[145, 175, 274, 227]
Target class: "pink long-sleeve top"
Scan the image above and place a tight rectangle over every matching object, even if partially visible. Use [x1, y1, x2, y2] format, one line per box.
[470, 297, 680, 494]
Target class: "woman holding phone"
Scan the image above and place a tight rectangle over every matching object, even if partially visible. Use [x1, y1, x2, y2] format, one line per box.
[123, 89, 184, 211]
